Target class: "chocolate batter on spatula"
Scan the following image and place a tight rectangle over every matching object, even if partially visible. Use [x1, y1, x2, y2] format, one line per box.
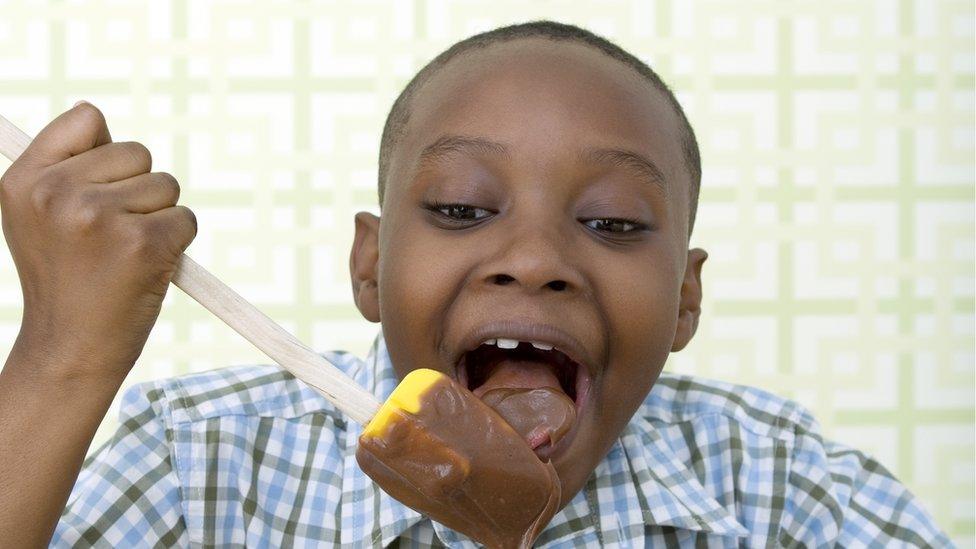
[357, 371, 566, 549]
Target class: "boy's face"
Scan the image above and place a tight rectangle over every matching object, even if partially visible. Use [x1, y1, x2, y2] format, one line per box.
[351, 38, 707, 507]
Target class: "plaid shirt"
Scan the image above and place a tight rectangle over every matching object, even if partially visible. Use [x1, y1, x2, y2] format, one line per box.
[52, 330, 953, 548]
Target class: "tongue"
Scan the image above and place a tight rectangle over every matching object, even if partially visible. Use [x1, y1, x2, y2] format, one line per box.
[472, 360, 577, 450]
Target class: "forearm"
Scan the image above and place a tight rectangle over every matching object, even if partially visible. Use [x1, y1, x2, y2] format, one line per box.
[0, 339, 126, 548]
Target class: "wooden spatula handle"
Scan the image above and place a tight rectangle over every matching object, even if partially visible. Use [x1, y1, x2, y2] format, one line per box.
[0, 113, 381, 425]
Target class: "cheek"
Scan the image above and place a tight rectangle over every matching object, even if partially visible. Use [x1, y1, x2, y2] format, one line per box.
[595, 253, 681, 414]
[378, 221, 467, 372]
[603, 254, 680, 351]
[381, 223, 467, 308]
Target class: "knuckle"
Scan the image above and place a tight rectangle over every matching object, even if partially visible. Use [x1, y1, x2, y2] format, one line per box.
[73, 203, 103, 233]
[157, 172, 180, 203]
[75, 186, 100, 208]
[28, 180, 58, 214]
[75, 102, 107, 131]
[70, 188, 106, 233]
[127, 222, 155, 255]
[0, 172, 18, 204]
[120, 141, 152, 173]
[181, 206, 198, 239]
[0, 168, 13, 191]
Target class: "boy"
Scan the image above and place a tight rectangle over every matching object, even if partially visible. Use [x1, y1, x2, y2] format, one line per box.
[0, 20, 953, 548]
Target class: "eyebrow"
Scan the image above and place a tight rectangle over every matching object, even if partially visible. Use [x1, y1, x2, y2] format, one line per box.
[416, 134, 668, 196]
[417, 135, 511, 167]
[579, 146, 668, 196]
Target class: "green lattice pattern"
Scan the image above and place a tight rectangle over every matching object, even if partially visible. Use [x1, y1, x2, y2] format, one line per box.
[0, 0, 972, 543]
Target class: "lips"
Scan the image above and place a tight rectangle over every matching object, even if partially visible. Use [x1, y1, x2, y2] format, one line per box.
[453, 321, 595, 378]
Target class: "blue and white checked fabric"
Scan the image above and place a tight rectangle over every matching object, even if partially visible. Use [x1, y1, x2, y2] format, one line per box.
[52, 329, 954, 547]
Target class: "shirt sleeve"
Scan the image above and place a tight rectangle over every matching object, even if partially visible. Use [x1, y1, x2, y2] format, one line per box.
[779, 416, 955, 549]
[50, 382, 188, 548]
[823, 440, 955, 548]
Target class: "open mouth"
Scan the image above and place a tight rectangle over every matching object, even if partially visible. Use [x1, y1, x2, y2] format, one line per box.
[460, 341, 579, 401]
[455, 339, 590, 456]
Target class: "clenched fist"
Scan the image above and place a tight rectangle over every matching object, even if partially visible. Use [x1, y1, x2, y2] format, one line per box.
[0, 102, 197, 381]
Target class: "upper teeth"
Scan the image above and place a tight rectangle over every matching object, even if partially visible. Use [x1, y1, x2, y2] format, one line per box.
[482, 338, 554, 351]
[497, 338, 519, 349]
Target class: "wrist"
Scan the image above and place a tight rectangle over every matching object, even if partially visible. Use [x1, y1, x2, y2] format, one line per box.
[4, 330, 131, 391]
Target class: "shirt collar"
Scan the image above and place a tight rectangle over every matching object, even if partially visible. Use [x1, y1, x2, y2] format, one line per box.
[340, 330, 748, 546]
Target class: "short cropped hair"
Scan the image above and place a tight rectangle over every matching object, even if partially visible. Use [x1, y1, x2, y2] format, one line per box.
[377, 19, 702, 232]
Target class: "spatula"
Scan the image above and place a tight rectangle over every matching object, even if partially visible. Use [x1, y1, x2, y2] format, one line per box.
[0, 112, 380, 424]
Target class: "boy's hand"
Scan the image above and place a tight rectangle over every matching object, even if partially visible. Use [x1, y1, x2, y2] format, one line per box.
[0, 102, 197, 382]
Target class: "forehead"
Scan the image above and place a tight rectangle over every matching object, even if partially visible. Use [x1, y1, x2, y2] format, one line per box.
[390, 38, 688, 199]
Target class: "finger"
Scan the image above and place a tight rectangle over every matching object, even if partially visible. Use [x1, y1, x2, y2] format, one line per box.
[141, 205, 197, 254]
[19, 102, 112, 168]
[58, 141, 153, 184]
[105, 172, 180, 213]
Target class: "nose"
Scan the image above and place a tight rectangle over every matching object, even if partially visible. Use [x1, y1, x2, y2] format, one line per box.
[477, 213, 585, 296]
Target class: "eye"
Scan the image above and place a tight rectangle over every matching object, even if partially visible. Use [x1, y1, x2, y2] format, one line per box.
[425, 201, 493, 224]
[582, 217, 648, 234]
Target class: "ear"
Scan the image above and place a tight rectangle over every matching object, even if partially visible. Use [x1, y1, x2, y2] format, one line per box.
[671, 248, 708, 352]
[349, 211, 381, 323]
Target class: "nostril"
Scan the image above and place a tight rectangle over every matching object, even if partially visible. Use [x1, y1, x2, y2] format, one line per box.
[547, 280, 567, 291]
[493, 274, 515, 285]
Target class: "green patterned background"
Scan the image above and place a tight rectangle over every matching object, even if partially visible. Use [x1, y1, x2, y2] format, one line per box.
[0, 0, 972, 543]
